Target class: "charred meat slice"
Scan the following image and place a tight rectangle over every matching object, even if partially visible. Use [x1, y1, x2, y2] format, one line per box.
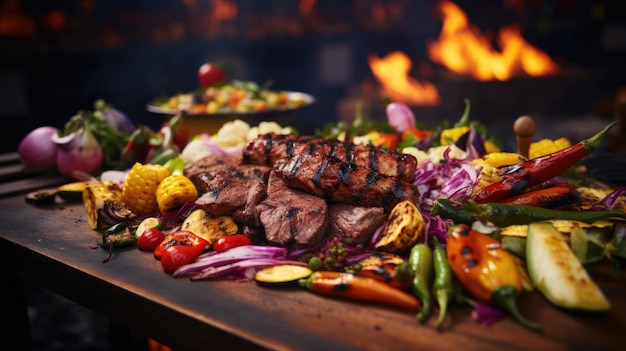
[257, 172, 328, 248]
[192, 164, 271, 218]
[328, 204, 387, 246]
[242, 133, 417, 182]
[183, 153, 243, 178]
[273, 153, 420, 211]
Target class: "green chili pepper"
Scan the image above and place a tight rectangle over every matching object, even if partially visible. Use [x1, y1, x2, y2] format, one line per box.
[432, 198, 626, 227]
[100, 221, 136, 263]
[408, 243, 433, 323]
[431, 236, 453, 329]
[430, 198, 475, 224]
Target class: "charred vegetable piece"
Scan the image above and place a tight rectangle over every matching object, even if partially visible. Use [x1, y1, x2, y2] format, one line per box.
[472, 122, 616, 203]
[499, 183, 577, 208]
[356, 261, 413, 290]
[299, 271, 420, 310]
[447, 224, 541, 331]
[25, 188, 58, 205]
[255, 264, 314, 287]
[432, 198, 626, 227]
[83, 181, 126, 230]
[57, 181, 89, 202]
[180, 208, 239, 246]
[100, 221, 136, 263]
[526, 222, 611, 311]
[375, 200, 425, 253]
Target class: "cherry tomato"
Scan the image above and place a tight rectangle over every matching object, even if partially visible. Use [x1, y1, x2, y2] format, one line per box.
[160, 244, 206, 274]
[213, 234, 252, 253]
[136, 228, 165, 251]
[154, 230, 209, 260]
[198, 62, 226, 87]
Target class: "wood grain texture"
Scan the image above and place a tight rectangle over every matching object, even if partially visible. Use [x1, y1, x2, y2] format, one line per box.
[0, 195, 624, 351]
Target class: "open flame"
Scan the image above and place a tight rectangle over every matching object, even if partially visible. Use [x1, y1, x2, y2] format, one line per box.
[367, 51, 440, 106]
[427, 0, 560, 81]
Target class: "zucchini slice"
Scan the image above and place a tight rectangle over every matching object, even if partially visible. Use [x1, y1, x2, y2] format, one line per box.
[526, 222, 611, 311]
[254, 264, 313, 287]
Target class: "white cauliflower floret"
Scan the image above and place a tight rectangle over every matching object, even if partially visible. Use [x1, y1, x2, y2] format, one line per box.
[180, 139, 213, 164]
[247, 121, 291, 141]
[214, 119, 251, 147]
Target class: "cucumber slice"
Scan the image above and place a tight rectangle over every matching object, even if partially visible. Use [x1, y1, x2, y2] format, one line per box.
[526, 222, 611, 312]
[254, 264, 313, 287]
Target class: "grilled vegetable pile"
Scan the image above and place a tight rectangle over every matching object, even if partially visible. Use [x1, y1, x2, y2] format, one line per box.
[28, 99, 626, 333]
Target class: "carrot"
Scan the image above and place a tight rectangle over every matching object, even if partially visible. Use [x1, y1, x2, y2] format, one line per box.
[299, 271, 420, 310]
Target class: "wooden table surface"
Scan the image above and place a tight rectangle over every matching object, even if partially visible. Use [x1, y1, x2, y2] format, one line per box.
[1, 193, 625, 351]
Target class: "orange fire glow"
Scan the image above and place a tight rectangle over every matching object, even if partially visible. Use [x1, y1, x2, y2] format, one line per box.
[367, 51, 441, 106]
[427, 0, 560, 81]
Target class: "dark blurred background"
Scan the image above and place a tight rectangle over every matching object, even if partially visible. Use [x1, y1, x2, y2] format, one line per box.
[1, 0, 625, 350]
[1, 0, 625, 154]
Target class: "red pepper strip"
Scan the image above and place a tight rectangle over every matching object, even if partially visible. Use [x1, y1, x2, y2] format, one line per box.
[500, 183, 577, 208]
[154, 230, 209, 260]
[299, 271, 420, 310]
[473, 122, 616, 203]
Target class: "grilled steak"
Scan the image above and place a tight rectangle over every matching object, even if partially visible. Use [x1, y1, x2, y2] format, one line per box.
[192, 164, 271, 219]
[256, 172, 328, 248]
[273, 153, 420, 211]
[242, 133, 417, 183]
[328, 204, 386, 246]
[183, 153, 243, 178]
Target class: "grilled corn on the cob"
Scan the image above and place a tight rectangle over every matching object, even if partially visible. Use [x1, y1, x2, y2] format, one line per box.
[156, 174, 198, 216]
[122, 162, 171, 216]
[83, 181, 124, 229]
[471, 163, 503, 197]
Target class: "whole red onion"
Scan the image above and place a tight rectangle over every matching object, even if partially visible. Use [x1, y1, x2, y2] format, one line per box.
[17, 126, 59, 169]
[52, 127, 104, 180]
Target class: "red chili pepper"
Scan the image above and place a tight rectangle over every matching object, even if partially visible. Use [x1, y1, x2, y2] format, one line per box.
[500, 183, 577, 208]
[473, 122, 616, 204]
[154, 230, 209, 260]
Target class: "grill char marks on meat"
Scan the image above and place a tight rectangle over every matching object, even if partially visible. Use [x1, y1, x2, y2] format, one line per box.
[183, 153, 243, 178]
[256, 172, 328, 248]
[242, 133, 417, 183]
[273, 153, 420, 211]
[191, 164, 272, 226]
